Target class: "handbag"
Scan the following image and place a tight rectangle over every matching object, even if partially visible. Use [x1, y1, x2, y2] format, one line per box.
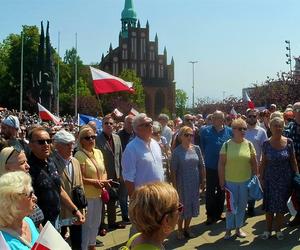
[248, 175, 263, 201]
[101, 187, 110, 203]
[72, 186, 88, 209]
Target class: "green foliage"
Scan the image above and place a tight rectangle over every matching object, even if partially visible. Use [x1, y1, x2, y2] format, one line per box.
[175, 89, 188, 117]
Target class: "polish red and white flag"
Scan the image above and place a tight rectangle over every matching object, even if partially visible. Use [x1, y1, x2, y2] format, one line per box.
[38, 103, 61, 125]
[230, 107, 238, 118]
[31, 221, 71, 250]
[129, 108, 139, 116]
[90, 66, 134, 94]
[225, 187, 237, 214]
[244, 91, 255, 109]
[113, 108, 123, 117]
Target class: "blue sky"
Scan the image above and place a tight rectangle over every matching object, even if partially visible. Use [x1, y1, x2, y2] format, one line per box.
[1, 0, 300, 106]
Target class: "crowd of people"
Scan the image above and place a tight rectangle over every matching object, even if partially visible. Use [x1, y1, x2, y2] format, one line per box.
[0, 102, 299, 249]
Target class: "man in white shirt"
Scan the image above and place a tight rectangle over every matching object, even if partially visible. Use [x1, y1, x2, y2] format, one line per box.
[158, 113, 173, 147]
[245, 109, 268, 216]
[122, 113, 164, 196]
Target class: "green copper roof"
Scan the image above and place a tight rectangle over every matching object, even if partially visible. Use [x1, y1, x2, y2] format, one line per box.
[121, 0, 137, 20]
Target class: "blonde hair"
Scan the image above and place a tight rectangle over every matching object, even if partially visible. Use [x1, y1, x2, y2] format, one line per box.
[78, 125, 95, 149]
[231, 118, 247, 128]
[129, 182, 179, 235]
[178, 126, 193, 143]
[270, 116, 284, 127]
[0, 171, 32, 227]
[270, 111, 283, 120]
[0, 147, 15, 176]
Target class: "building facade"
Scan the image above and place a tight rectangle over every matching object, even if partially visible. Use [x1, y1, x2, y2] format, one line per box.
[100, 0, 175, 118]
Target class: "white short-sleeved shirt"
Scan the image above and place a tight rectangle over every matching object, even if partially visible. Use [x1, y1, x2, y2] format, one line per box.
[121, 136, 164, 188]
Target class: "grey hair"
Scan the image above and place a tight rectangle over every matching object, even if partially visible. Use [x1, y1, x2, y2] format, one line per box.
[158, 113, 169, 121]
[132, 113, 147, 133]
[152, 121, 162, 133]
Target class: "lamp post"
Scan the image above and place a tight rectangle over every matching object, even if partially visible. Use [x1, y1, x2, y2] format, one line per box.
[188, 61, 198, 109]
[285, 40, 292, 74]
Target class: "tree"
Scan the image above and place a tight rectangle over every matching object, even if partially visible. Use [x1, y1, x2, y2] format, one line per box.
[176, 89, 188, 117]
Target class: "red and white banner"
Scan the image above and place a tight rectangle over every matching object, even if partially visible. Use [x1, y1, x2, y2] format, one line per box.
[225, 187, 236, 214]
[113, 108, 123, 117]
[90, 66, 134, 94]
[244, 91, 255, 109]
[230, 107, 238, 118]
[38, 103, 61, 125]
[129, 108, 139, 116]
[31, 221, 71, 250]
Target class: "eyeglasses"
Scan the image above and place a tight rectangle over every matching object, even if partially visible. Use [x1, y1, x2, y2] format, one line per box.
[183, 133, 193, 137]
[248, 115, 257, 118]
[20, 190, 35, 199]
[104, 122, 114, 126]
[84, 135, 96, 141]
[138, 122, 153, 128]
[32, 139, 52, 145]
[157, 203, 184, 224]
[233, 127, 247, 132]
[5, 147, 22, 164]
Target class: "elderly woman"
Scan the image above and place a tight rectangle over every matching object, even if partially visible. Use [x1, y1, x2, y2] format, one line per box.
[74, 125, 109, 250]
[0, 147, 44, 228]
[0, 171, 39, 249]
[260, 117, 299, 240]
[152, 121, 171, 181]
[124, 182, 182, 249]
[171, 126, 205, 239]
[218, 118, 257, 239]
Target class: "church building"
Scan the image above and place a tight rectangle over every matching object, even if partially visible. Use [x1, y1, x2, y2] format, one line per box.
[100, 0, 175, 118]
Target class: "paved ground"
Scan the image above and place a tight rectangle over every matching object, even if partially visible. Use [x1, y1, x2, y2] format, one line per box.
[98, 201, 300, 250]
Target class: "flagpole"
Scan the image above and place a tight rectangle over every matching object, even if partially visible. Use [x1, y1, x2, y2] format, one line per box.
[75, 33, 78, 118]
[20, 31, 24, 112]
[96, 94, 104, 117]
[56, 32, 60, 116]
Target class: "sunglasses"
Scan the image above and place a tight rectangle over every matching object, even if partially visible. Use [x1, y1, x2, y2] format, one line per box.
[104, 122, 114, 126]
[84, 135, 96, 141]
[185, 119, 194, 122]
[248, 115, 257, 118]
[5, 147, 22, 164]
[233, 127, 247, 132]
[158, 203, 184, 224]
[32, 139, 52, 145]
[139, 122, 153, 128]
[294, 108, 300, 113]
[184, 133, 193, 137]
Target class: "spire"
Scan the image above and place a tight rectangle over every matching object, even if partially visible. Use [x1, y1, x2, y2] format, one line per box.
[146, 20, 149, 29]
[137, 20, 140, 28]
[164, 46, 167, 55]
[101, 53, 104, 61]
[121, 0, 137, 38]
[171, 57, 174, 65]
[109, 43, 113, 52]
[155, 33, 158, 42]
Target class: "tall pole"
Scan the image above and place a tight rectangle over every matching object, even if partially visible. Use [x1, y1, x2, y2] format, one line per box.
[189, 61, 198, 109]
[20, 32, 24, 112]
[57, 32, 60, 116]
[75, 33, 78, 117]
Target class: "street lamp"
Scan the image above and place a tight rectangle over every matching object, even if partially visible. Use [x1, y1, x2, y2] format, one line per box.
[285, 40, 292, 73]
[188, 61, 198, 109]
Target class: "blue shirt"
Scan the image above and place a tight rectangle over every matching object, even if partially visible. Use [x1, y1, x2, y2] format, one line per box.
[122, 137, 165, 188]
[200, 125, 232, 169]
[1, 217, 39, 250]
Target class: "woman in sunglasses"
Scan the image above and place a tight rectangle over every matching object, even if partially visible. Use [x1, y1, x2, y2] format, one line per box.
[123, 182, 181, 250]
[218, 118, 258, 240]
[170, 126, 205, 240]
[0, 171, 39, 249]
[74, 125, 109, 250]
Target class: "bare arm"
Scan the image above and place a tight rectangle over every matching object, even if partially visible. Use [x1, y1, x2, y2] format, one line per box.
[250, 154, 258, 176]
[125, 180, 135, 197]
[291, 151, 299, 174]
[218, 154, 226, 190]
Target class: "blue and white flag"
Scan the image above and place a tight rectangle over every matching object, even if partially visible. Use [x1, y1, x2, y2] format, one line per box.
[78, 114, 102, 132]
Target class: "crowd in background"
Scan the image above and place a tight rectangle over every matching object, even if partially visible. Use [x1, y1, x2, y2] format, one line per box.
[0, 102, 300, 249]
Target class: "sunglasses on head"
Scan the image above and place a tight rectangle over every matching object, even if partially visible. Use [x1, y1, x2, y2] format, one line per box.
[84, 135, 96, 141]
[233, 127, 247, 132]
[157, 203, 184, 224]
[184, 133, 193, 137]
[5, 147, 22, 164]
[32, 139, 52, 145]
